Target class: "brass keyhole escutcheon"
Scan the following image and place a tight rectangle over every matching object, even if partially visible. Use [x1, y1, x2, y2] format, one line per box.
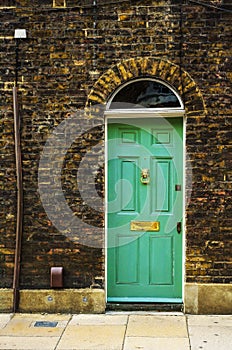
[140, 169, 150, 184]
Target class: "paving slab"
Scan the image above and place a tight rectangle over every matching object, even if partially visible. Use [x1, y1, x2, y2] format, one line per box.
[0, 313, 70, 337]
[187, 315, 232, 327]
[56, 325, 126, 350]
[70, 313, 128, 325]
[107, 311, 183, 316]
[126, 315, 188, 338]
[0, 314, 12, 329]
[187, 316, 232, 350]
[124, 337, 190, 350]
[0, 336, 59, 350]
[0, 313, 231, 350]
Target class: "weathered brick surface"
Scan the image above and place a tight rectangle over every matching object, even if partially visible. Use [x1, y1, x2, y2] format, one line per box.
[0, 0, 231, 289]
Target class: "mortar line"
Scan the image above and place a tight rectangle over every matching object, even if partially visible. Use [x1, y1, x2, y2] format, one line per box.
[185, 315, 192, 350]
[121, 314, 129, 350]
[54, 314, 72, 350]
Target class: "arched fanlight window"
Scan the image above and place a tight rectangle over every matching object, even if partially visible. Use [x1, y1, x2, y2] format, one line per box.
[106, 78, 184, 110]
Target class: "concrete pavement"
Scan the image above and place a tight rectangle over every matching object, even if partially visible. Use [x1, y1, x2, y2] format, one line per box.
[0, 312, 231, 350]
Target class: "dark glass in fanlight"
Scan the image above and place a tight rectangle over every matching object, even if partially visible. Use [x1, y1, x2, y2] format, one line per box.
[109, 80, 181, 109]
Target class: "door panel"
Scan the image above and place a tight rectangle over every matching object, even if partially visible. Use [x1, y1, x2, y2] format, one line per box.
[149, 236, 173, 285]
[120, 159, 138, 212]
[153, 159, 172, 212]
[107, 117, 183, 302]
[116, 235, 140, 284]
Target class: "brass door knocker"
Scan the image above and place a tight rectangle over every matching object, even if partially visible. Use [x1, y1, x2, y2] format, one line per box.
[140, 169, 150, 184]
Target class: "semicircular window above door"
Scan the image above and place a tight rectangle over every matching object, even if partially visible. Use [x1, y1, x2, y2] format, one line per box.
[107, 79, 183, 110]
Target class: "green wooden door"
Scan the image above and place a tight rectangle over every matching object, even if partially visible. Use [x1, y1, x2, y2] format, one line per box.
[107, 117, 183, 302]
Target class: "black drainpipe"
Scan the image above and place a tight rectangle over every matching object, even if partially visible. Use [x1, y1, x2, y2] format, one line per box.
[12, 30, 26, 312]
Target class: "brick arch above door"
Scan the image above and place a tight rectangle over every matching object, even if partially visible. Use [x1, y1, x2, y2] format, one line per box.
[86, 57, 205, 117]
